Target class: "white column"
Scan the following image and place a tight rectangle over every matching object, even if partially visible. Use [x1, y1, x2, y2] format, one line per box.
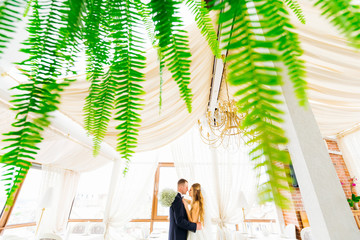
[280, 78, 360, 239]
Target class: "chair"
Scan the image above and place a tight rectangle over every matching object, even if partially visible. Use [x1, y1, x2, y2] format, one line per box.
[88, 223, 105, 235]
[69, 222, 88, 234]
[38, 233, 63, 240]
[301, 227, 314, 240]
[283, 224, 297, 239]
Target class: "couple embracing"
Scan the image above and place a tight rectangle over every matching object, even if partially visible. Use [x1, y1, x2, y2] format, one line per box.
[169, 178, 209, 240]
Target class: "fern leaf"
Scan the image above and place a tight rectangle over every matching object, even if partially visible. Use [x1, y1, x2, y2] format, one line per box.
[158, 50, 165, 112]
[214, 0, 294, 208]
[83, 0, 111, 134]
[1, 0, 80, 206]
[0, 0, 27, 56]
[104, 0, 146, 173]
[313, 0, 360, 48]
[282, 0, 306, 24]
[257, 0, 307, 105]
[91, 68, 116, 155]
[149, 0, 193, 113]
[184, 0, 221, 58]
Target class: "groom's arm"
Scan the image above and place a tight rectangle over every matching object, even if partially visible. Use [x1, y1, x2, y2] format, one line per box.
[172, 197, 197, 232]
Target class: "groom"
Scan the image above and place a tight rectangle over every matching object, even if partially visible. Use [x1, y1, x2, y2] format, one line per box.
[169, 179, 201, 240]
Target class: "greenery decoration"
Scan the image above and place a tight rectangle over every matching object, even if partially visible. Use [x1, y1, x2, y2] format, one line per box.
[159, 188, 177, 207]
[347, 194, 360, 209]
[0, 0, 359, 208]
[1, 0, 80, 205]
[313, 0, 360, 48]
[0, 0, 26, 56]
[283, 0, 306, 24]
[184, 0, 221, 58]
[149, 0, 193, 113]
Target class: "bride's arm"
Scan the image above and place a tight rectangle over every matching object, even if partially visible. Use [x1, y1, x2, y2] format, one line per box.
[190, 202, 200, 224]
[182, 199, 195, 222]
[183, 199, 199, 223]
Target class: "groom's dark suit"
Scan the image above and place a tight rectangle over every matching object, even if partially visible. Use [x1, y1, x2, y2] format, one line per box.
[169, 193, 196, 240]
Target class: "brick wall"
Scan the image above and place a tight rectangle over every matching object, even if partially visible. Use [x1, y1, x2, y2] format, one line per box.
[281, 139, 353, 239]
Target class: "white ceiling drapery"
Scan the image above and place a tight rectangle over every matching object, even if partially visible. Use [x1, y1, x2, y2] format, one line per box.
[0, 3, 360, 171]
[0, 17, 213, 171]
[291, 0, 360, 136]
[57, 20, 213, 153]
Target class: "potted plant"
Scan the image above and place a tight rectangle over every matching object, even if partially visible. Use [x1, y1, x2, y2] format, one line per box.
[347, 194, 360, 210]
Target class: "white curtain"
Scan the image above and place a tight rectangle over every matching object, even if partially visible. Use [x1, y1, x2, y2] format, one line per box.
[37, 165, 80, 235]
[103, 155, 158, 240]
[338, 129, 360, 193]
[171, 126, 257, 239]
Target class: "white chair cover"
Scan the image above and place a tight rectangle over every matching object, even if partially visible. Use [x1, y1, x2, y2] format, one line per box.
[38, 233, 63, 240]
[301, 227, 314, 240]
[283, 224, 297, 239]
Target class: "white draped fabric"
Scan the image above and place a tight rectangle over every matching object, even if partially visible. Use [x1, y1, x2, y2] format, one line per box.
[0, 100, 112, 172]
[224, 0, 360, 137]
[0, 4, 360, 173]
[171, 127, 258, 239]
[0, 15, 213, 172]
[57, 17, 213, 153]
[103, 156, 157, 239]
[338, 130, 360, 193]
[37, 165, 80, 235]
[288, 0, 360, 136]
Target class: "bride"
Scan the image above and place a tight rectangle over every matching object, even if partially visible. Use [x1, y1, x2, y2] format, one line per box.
[182, 183, 208, 240]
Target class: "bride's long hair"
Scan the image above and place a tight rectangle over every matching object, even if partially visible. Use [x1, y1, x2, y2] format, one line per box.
[190, 183, 204, 225]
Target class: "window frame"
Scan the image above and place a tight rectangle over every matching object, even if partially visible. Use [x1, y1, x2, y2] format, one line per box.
[0, 163, 41, 233]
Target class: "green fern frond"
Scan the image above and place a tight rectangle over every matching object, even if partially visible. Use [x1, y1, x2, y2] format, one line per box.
[256, 0, 307, 105]
[313, 0, 360, 48]
[106, 0, 145, 173]
[83, 0, 111, 134]
[133, 1, 166, 112]
[149, 0, 193, 113]
[184, 0, 221, 58]
[1, 0, 80, 206]
[158, 50, 165, 112]
[91, 68, 116, 156]
[0, 0, 27, 56]
[282, 0, 305, 24]
[135, 0, 156, 45]
[58, 0, 86, 77]
[215, 0, 293, 208]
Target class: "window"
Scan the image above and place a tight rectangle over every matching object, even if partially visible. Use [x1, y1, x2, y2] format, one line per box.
[0, 164, 41, 236]
[67, 161, 176, 235]
[7, 166, 42, 225]
[0, 163, 8, 211]
[69, 163, 113, 220]
[148, 162, 175, 231]
[155, 165, 177, 217]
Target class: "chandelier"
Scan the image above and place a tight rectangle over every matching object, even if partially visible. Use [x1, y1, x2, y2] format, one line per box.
[198, 98, 246, 149]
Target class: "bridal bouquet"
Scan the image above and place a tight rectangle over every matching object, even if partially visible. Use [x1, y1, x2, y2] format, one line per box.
[159, 188, 177, 207]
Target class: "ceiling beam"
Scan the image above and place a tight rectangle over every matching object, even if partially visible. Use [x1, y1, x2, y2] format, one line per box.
[207, 18, 230, 113]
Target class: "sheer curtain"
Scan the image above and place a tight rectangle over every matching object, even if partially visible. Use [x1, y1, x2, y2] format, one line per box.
[338, 129, 360, 193]
[103, 155, 158, 239]
[171, 127, 257, 239]
[37, 165, 80, 235]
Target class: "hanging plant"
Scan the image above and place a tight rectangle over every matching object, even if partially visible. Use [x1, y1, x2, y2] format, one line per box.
[0, 0, 359, 208]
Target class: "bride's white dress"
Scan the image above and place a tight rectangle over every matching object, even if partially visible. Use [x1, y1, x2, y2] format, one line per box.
[187, 190, 213, 240]
[187, 211, 212, 240]
[187, 226, 207, 240]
